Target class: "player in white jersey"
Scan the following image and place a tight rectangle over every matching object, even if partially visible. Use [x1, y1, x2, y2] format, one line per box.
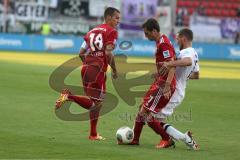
[155, 28, 200, 150]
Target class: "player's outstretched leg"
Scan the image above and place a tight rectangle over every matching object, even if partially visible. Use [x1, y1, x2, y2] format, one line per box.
[55, 89, 71, 109]
[68, 94, 95, 109]
[55, 89, 95, 110]
[163, 123, 199, 150]
[146, 115, 175, 148]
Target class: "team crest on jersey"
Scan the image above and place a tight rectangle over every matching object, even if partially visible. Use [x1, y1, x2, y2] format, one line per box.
[163, 50, 170, 58]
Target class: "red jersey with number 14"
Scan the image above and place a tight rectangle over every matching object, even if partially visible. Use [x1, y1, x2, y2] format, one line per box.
[84, 24, 118, 72]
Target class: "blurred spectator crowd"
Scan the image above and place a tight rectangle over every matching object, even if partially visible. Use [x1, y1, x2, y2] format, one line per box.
[0, 0, 239, 43]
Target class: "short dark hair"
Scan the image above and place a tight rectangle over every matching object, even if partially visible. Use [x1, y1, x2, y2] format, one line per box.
[142, 18, 160, 32]
[178, 28, 193, 41]
[104, 7, 120, 19]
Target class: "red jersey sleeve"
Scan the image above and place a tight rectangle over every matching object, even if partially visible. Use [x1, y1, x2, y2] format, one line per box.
[158, 43, 175, 61]
[105, 29, 118, 49]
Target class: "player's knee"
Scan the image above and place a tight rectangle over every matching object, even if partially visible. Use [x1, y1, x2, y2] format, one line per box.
[94, 101, 103, 108]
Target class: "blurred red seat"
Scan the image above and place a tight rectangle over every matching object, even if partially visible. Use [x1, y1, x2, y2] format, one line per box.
[231, 3, 239, 9]
[185, 1, 192, 7]
[177, 1, 181, 7]
[225, 3, 234, 9]
[177, 1, 186, 7]
[192, 1, 200, 8]
[188, 8, 194, 15]
[205, 8, 213, 16]
[209, 2, 215, 8]
[217, 3, 224, 8]
[222, 10, 230, 17]
[212, 9, 221, 16]
[229, 10, 237, 17]
[202, 1, 209, 8]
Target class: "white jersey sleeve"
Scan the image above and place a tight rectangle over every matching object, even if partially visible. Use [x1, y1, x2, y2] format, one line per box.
[81, 40, 88, 50]
[180, 48, 200, 73]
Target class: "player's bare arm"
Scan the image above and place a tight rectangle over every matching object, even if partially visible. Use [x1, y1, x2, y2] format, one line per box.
[165, 57, 192, 68]
[163, 57, 199, 80]
[105, 44, 118, 79]
[79, 48, 87, 62]
[163, 59, 176, 99]
[159, 57, 192, 75]
[189, 71, 199, 79]
[79, 40, 89, 62]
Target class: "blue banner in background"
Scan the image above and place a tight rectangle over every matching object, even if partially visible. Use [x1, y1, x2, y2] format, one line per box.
[0, 34, 83, 53]
[192, 42, 240, 60]
[0, 34, 240, 60]
[0, 34, 32, 51]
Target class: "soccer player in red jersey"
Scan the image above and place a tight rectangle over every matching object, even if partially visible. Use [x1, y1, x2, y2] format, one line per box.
[55, 7, 120, 140]
[121, 18, 177, 148]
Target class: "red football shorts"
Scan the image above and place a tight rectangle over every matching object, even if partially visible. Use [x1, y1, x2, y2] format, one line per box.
[81, 65, 106, 102]
[143, 78, 176, 114]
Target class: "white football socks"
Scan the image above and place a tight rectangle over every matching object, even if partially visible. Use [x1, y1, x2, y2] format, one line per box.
[163, 124, 191, 143]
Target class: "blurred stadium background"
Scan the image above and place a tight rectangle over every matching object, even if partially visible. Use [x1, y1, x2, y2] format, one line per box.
[1, 0, 240, 159]
[0, 0, 239, 57]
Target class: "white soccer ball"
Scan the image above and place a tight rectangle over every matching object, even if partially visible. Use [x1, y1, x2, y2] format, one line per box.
[116, 126, 134, 144]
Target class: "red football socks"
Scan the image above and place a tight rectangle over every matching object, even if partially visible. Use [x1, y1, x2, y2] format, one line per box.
[68, 95, 94, 109]
[133, 113, 146, 142]
[147, 116, 170, 141]
[68, 94, 101, 137]
[89, 107, 100, 136]
[133, 113, 170, 143]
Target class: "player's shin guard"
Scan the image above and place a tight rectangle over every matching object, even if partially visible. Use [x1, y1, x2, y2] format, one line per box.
[68, 95, 95, 109]
[147, 116, 170, 140]
[162, 123, 190, 142]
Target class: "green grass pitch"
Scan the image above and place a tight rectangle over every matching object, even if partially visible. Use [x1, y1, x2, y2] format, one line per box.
[0, 51, 240, 159]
